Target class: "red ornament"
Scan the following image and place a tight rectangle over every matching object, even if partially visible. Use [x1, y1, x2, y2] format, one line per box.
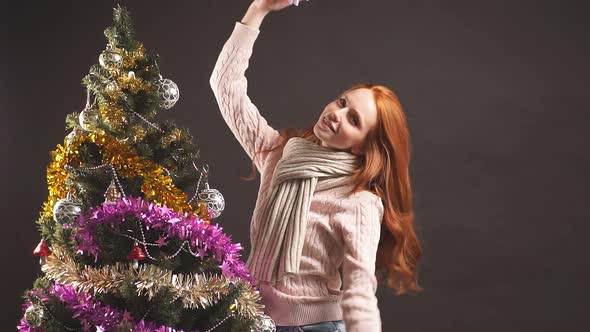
[33, 240, 52, 257]
[126, 244, 146, 261]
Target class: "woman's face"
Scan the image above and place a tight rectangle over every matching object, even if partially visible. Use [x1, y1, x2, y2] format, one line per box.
[313, 88, 378, 155]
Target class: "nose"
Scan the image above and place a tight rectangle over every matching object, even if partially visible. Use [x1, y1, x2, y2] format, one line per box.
[329, 107, 348, 123]
[327, 112, 337, 122]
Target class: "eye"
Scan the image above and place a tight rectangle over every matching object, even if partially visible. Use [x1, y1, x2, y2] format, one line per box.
[338, 98, 347, 107]
[349, 113, 359, 127]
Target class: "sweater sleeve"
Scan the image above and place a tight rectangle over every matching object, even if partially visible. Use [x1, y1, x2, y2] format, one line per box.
[340, 193, 384, 332]
[209, 22, 281, 172]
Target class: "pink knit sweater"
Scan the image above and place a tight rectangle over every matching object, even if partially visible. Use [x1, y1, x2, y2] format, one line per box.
[209, 22, 384, 331]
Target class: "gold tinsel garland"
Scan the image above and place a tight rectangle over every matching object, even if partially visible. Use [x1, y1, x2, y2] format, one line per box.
[42, 247, 263, 320]
[42, 131, 195, 220]
[103, 71, 152, 101]
[129, 124, 147, 142]
[98, 100, 127, 128]
[121, 43, 146, 68]
[117, 72, 151, 94]
[102, 43, 146, 73]
[162, 128, 183, 146]
[102, 43, 153, 101]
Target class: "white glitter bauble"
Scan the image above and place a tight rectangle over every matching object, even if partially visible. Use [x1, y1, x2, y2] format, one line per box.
[156, 76, 180, 110]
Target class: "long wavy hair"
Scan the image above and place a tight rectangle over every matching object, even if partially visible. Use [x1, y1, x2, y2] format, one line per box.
[242, 84, 423, 295]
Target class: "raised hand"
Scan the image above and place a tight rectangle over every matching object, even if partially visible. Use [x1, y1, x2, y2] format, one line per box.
[253, 0, 309, 12]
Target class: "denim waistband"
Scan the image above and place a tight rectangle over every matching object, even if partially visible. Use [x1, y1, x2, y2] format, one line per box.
[276, 320, 346, 332]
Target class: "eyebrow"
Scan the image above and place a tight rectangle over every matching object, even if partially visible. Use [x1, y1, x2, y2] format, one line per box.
[343, 94, 363, 128]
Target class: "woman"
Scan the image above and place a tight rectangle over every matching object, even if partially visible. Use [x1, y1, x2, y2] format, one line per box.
[209, 0, 423, 331]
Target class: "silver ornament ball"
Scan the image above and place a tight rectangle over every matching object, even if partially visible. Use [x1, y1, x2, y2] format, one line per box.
[198, 188, 225, 219]
[253, 314, 276, 332]
[24, 304, 45, 328]
[53, 194, 82, 225]
[99, 47, 123, 70]
[156, 76, 180, 110]
[79, 107, 100, 132]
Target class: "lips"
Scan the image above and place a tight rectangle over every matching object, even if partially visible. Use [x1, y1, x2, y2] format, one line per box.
[322, 116, 335, 133]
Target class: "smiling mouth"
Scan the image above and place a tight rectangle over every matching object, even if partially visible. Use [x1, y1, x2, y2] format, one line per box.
[322, 116, 335, 133]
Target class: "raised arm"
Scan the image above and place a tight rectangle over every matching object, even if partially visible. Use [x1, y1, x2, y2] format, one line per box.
[209, 1, 295, 171]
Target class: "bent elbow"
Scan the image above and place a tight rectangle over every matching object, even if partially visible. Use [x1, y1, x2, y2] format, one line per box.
[209, 74, 219, 92]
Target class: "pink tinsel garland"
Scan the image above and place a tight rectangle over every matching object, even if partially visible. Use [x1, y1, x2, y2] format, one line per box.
[71, 196, 253, 284]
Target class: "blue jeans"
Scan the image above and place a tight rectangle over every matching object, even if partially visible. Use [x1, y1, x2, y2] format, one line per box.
[276, 320, 346, 332]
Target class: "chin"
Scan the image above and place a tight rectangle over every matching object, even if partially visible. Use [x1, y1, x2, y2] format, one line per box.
[312, 124, 322, 139]
[313, 123, 344, 150]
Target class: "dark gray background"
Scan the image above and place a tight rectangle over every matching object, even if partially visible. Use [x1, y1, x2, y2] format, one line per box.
[1, 0, 588, 331]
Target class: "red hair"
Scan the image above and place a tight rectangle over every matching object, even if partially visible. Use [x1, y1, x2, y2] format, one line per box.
[242, 84, 423, 295]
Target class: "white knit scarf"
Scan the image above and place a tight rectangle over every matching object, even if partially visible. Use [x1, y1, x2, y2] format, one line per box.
[246, 136, 358, 283]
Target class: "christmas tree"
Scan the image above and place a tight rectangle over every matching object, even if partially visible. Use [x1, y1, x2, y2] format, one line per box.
[18, 6, 274, 332]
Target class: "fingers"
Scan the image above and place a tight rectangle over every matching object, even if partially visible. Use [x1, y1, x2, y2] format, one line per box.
[289, 0, 309, 7]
